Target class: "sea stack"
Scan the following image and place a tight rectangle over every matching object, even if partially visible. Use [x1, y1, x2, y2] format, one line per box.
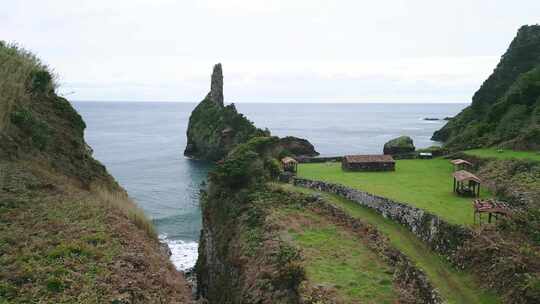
[184, 64, 319, 161]
[184, 63, 265, 161]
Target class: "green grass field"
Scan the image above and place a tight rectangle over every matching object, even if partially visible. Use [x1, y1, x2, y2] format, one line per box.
[297, 158, 490, 225]
[274, 207, 398, 303]
[277, 184, 500, 304]
[464, 148, 540, 161]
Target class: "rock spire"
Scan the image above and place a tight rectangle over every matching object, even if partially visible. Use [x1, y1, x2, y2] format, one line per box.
[207, 63, 224, 106]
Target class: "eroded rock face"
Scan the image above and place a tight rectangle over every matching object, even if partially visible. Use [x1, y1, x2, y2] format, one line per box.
[279, 136, 319, 157]
[383, 136, 415, 155]
[205, 63, 224, 106]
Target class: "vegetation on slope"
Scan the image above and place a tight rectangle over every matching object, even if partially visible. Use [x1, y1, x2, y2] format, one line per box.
[464, 148, 540, 162]
[278, 184, 500, 304]
[273, 207, 398, 303]
[0, 42, 191, 303]
[197, 137, 436, 303]
[297, 158, 490, 225]
[433, 25, 540, 150]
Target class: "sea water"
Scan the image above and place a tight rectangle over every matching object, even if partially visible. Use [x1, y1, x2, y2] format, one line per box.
[74, 101, 466, 271]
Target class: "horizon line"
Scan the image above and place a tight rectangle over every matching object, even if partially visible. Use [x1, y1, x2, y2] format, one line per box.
[71, 99, 470, 104]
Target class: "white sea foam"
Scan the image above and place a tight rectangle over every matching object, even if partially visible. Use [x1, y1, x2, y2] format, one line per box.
[160, 234, 198, 271]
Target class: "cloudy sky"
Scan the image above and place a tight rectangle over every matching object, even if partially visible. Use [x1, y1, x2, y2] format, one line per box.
[2, 0, 539, 103]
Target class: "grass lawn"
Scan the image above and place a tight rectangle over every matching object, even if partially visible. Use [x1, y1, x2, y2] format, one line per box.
[464, 148, 540, 162]
[297, 158, 491, 225]
[277, 184, 500, 304]
[273, 207, 397, 303]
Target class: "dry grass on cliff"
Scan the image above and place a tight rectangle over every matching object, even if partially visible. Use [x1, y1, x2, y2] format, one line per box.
[92, 187, 158, 240]
[0, 41, 57, 131]
[0, 162, 191, 303]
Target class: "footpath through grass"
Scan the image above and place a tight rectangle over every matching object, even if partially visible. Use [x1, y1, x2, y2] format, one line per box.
[279, 184, 500, 304]
[272, 207, 398, 303]
[297, 158, 490, 225]
[464, 148, 540, 162]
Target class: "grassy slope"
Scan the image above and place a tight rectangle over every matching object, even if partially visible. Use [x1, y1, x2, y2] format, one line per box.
[279, 184, 500, 304]
[298, 158, 491, 225]
[465, 148, 540, 162]
[0, 164, 191, 303]
[272, 207, 397, 303]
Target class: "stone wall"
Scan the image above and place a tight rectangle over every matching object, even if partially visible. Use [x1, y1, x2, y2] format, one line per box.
[296, 156, 342, 163]
[293, 178, 472, 258]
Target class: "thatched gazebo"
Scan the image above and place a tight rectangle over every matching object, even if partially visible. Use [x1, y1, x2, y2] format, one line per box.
[450, 159, 472, 171]
[452, 170, 481, 197]
[281, 157, 298, 173]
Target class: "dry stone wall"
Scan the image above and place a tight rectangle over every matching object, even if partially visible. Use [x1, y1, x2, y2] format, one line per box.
[293, 177, 472, 259]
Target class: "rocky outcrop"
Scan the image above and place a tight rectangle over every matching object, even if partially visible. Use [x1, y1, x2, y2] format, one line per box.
[206, 63, 224, 106]
[184, 64, 318, 161]
[383, 136, 415, 156]
[433, 25, 540, 150]
[279, 136, 319, 157]
[184, 64, 267, 161]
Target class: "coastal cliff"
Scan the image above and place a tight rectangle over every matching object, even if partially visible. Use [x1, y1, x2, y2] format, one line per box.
[432, 25, 540, 150]
[184, 64, 318, 161]
[0, 42, 191, 303]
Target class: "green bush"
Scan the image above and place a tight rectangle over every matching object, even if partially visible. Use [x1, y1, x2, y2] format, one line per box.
[29, 70, 53, 94]
[10, 107, 50, 150]
[45, 277, 64, 293]
[212, 136, 280, 188]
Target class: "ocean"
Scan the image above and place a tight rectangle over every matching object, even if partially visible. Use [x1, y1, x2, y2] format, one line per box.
[73, 101, 466, 271]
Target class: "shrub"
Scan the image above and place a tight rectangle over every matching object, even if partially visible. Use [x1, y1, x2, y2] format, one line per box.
[29, 70, 53, 94]
[10, 108, 50, 150]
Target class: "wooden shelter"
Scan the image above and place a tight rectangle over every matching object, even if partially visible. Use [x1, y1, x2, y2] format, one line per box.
[453, 170, 481, 197]
[473, 199, 512, 224]
[342, 155, 395, 172]
[281, 157, 298, 173]
[450, 159, 472, 171]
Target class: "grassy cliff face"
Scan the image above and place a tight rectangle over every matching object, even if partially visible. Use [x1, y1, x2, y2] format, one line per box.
[0, 43, 191, 303]
[433, 25, 540, 150]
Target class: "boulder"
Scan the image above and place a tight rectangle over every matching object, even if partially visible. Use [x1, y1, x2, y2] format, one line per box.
[279, 136, 319, 157]
[383, 136, 415, 155]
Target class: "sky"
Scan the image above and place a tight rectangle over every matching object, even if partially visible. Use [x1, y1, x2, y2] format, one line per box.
[1, 0, 539, 103]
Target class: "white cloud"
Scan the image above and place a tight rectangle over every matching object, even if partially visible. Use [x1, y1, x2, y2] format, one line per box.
[1, 0, 538, 102]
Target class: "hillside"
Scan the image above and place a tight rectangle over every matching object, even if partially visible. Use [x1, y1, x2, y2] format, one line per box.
[196, 137, 447, 303]
[432, 25, 540, 150]
[0, 42, 192, 303]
